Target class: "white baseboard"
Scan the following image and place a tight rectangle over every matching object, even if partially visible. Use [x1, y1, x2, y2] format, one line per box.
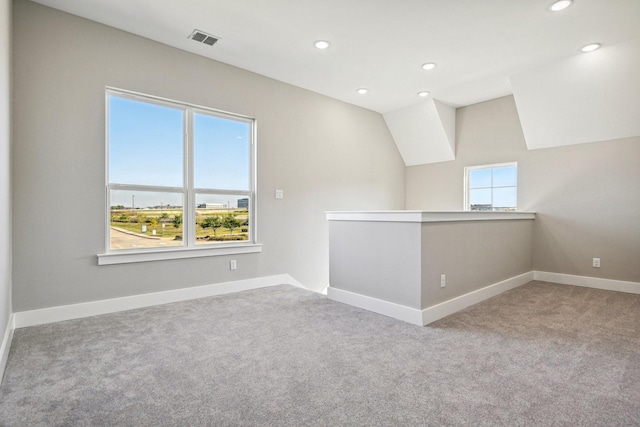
[534, 271, 640, 294]
[421, 271, 534, 325]
[328, 271, 534, 326]
[0, 314, 15, 382]
[327, 287, 424, 326]
[14, 274, 302, 329]
[11, 270, 638, 332]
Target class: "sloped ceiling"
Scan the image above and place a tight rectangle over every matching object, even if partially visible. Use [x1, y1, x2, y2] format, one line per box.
[511, 38, 640, 150]
[383, 100, 455, 166]
[28, 0, 640, 165]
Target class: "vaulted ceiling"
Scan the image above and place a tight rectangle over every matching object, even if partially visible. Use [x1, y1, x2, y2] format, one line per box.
[30, 0, 640, 165]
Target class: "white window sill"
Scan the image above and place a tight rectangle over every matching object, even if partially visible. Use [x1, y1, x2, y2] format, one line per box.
[97, 243, 262, 265]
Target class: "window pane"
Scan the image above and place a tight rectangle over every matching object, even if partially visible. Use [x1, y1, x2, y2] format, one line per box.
[469, 168, 492, 189]
[469, 188, 492, 210]
[493, 187, 517, 210]
[194, 113, 250, 190]
[108, 96, 184, 187]
[195, 194, 250, 245]
[493, 166, 517, 187]
[110, 190, 184, 250]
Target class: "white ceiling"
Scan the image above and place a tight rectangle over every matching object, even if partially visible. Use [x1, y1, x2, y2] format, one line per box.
[29, 0, 640, 114]
[511, 37, 640, 150]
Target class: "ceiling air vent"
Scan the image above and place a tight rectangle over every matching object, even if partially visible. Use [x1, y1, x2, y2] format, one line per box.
[189, 29, 219, 46]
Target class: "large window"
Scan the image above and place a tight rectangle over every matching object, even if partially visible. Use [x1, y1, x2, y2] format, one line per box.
[102, 88, 257, 263]
[464, 162, 517, 211]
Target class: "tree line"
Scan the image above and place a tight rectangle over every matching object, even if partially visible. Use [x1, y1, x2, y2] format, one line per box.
[199, 214, 243, 236]
[111, 211, 247, 237]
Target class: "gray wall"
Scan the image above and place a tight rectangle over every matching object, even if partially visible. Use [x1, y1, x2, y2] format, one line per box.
[329, 221, 422, 309]
[421, 220, 533, 308]
[11, 0, 405, 311]
[1, 0, 11, 333]
[328, 218, 533, 311]
[407, 96, 640, 283]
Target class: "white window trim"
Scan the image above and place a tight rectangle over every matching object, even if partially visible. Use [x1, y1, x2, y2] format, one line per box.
[463, 162, 517, 211]
[98, 87, 258, 265]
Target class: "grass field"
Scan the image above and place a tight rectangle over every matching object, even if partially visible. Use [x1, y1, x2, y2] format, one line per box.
[110, 208, 249, 241]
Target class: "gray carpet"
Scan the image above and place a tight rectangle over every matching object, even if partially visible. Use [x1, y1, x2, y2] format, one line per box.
[1, 281, 639, 426]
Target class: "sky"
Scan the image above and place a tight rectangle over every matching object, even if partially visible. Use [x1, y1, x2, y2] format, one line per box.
[108, 95, 250, 208]
[469, 165, 517, 208]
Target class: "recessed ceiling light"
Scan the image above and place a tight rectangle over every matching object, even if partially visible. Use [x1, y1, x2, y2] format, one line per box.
[417, 91, 430, 97]
[580, 43, 601, 52]
[356, 88, 368, 95]
[421, 62, 437, 70]
[314, 40, 330, 49]
[549, 0, 572, 12]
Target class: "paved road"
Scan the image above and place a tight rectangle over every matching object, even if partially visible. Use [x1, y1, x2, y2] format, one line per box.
[110, 228, 183, 250]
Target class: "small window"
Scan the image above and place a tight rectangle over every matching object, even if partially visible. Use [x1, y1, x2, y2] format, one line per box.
[106, 89, 256, 255]
[464, 163, 517, 211]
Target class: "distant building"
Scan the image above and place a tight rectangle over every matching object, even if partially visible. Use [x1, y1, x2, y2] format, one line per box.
[470, 204, 516, 212]
[238, 198, 249, 209]
[470, 204, 492, 211]
[197, 203, 226, 209]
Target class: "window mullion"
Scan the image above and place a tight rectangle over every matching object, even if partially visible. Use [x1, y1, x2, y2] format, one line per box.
[185, 107, 195, 247]
[194, 188, 252, 196]
[250, 120, 257, 243]
[108, 183, 185, 193]
[491, 168, 497, 210]
[105, 93, 112, 252]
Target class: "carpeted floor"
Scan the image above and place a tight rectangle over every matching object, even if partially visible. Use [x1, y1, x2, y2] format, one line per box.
[1, 280, 639, 426]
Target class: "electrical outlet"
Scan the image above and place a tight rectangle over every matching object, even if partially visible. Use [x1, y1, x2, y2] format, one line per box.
[275, 189, 284, 199]
[230, 259, 237, 270]
[592, 258, 600, 268]
[440, 274, 446, 288]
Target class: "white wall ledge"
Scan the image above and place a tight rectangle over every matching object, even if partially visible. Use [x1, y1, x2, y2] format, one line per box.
[98, 243, 262, 265]
[326, 210, 535, 223]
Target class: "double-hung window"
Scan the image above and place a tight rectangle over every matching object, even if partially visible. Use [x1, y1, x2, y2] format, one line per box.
[464, 162, 517, 211]
[100, 88, 259, 264]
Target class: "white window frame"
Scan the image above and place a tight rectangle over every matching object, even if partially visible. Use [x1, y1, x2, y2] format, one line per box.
[98, 88, 261, 265]
[463, 162, 517, 212]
